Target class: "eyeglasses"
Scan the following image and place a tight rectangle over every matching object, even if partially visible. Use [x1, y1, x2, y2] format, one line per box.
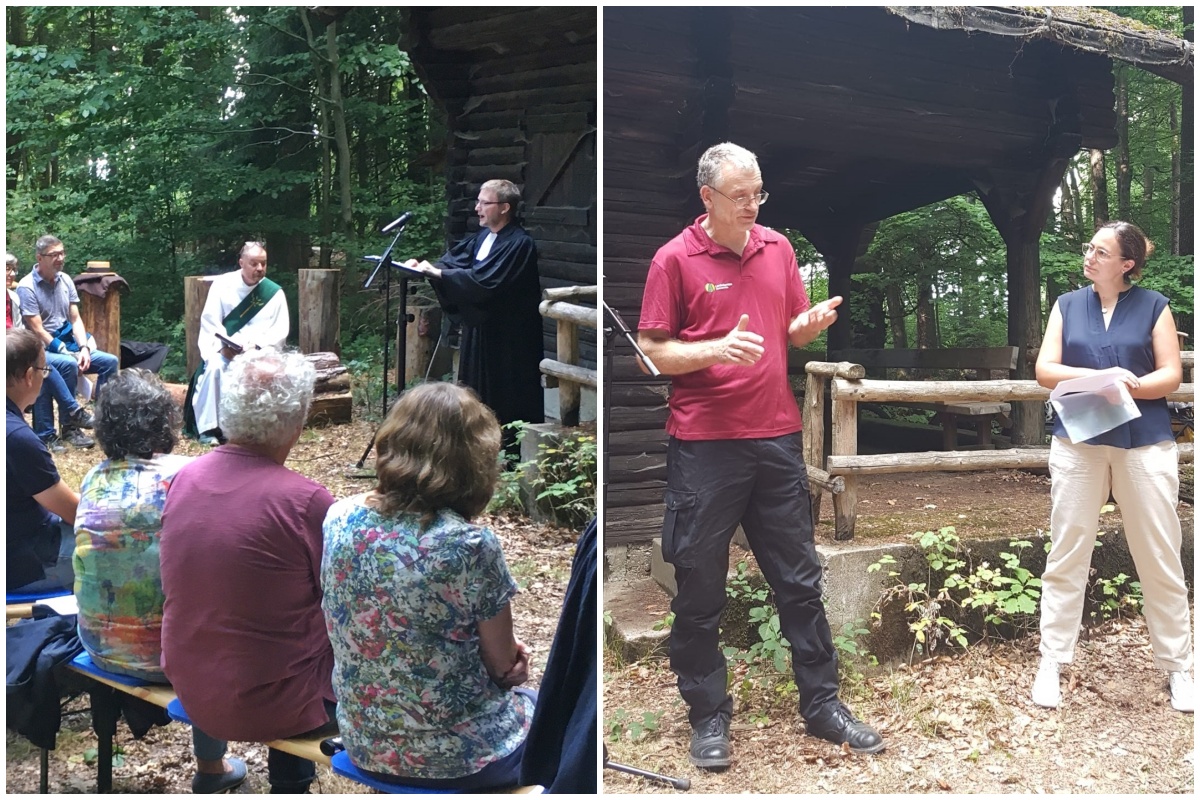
[39, 251, 65, 260]
[475, 200, 504, 207]
[34, 365, 51, 376]
[1082, 243, 1125, 261]
[706, 185, 769, 209]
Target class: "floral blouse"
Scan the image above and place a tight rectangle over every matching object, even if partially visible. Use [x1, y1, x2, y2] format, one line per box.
[73, 454, 191, 677]
[321, 496, 533, 779]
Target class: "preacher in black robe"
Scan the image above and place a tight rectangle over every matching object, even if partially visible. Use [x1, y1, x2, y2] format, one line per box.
[410, 180, 545, 434]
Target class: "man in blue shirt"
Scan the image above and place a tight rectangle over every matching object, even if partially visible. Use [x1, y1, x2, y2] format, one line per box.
[16, 235, 116, 449]
[6, 328, 79, 592]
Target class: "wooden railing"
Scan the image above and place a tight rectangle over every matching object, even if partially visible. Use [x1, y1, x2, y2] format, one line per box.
[803, 352, 1196, 541]
[538, 286, 597, 426]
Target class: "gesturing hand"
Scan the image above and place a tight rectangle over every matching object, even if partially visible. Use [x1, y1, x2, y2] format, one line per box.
[788, 296, 843, 341]
[718, 314, 765, 366]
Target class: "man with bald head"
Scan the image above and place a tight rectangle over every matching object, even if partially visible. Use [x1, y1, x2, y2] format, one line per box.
[184, 241, 289, 443]
[637, 142, 883, 769]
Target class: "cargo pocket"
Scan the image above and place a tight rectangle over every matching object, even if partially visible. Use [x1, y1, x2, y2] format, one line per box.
[661, 489, 698, 567]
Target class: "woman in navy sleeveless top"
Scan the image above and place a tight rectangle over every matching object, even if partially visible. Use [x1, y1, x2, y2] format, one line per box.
[1032, 221, 1191, 713]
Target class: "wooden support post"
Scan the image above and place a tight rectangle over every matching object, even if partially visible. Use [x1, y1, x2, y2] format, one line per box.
[803, 370, 828, 530]
[77, 265, 122, 357]
[831, 396, 858, 540]
[557, 318, 580, 426]
[183, 276, 214, 377]
[299, 269, 341, 355]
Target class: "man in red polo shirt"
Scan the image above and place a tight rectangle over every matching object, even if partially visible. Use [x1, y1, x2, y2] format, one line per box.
[638, 142, 884, 770]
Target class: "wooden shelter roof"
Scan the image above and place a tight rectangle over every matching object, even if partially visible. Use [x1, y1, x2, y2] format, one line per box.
[890, 7, 1193, 86]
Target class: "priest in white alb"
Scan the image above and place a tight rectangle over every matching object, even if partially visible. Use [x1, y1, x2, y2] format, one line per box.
[184, 241, 289, 442]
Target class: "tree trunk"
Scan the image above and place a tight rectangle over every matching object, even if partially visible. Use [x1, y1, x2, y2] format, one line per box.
[1059, 171, 1076, 245]
[1090, 149, 1108, 226]
[326, 19, 353, 233]
[915, 282, 936, 349]
[885, 284, 907, 349]
[1171, 101, 1181, 255]
[1141, 163, 1154, 225]
[1115, 70, 1131, 222]
[1180, 5, 1194, 255]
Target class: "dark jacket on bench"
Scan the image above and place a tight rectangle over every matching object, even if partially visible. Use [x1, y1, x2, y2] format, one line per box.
[6, 613, 83, 749]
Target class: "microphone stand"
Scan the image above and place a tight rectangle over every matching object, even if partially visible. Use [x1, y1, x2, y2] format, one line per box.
[604, 746, 690, 791]
[601, 302, 659, 511]
[354, 222, 424, 470]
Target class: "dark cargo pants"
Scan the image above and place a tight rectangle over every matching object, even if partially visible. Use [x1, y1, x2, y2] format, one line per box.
[661, 433, 840, 725]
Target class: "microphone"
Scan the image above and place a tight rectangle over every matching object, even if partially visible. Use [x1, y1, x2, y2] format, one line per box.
[381, 211, 414, 234]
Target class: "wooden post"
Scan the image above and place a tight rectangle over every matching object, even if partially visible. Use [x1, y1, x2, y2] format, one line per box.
[299, 269, 341, 355]
[78, 291, 120, 357]
[831, 390, 859, 541]
[401, 300, 442, 384]
[557, 318, 580, 426]
[803, 370, 828, 530]
[184, 276, 214, 376]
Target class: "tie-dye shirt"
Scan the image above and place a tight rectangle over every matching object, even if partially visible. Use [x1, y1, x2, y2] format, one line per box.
[321, 497, 533, 779]
[73, 454, 191, 678]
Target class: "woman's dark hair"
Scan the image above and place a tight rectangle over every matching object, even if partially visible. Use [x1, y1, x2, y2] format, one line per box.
[1098, 220, 1155, 283]
[94, 369, 181, 459]
[6, 329, 42, 383]
[373, 382, 501, 522]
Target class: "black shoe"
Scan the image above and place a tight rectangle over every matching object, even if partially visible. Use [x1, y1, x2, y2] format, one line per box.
[40, 434, 67, 453]
[689, 712, 731, 770]
[806, 703, 886, 754]
[62, 426, 95, 449]
[70, 405, 94, 429]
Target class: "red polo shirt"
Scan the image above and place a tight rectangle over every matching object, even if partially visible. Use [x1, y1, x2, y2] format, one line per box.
[639, 216, 810, 440]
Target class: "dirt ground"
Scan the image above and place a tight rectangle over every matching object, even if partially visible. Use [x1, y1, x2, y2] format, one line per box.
[604, 614, 1195, 794]
[604, 466, 1195, 794]
[6, 420, 581, 794]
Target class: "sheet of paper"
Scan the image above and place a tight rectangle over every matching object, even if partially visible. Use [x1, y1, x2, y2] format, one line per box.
[1049, 368, 1142, 444]
[34, 594, 79, 616]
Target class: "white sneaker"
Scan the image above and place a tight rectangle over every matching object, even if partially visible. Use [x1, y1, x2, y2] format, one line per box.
[1032, 657, 1061, 708]
[1168, 670, 1194, 713]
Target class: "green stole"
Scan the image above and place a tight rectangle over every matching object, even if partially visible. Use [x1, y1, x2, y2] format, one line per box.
[183, 277, 282, 438]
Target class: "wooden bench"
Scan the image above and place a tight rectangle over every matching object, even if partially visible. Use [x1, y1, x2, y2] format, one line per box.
[63, 652, 540, 794]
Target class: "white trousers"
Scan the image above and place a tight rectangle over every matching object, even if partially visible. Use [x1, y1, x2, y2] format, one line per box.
[191, 356, 230, 435]
[1040, 436, 1192, 672]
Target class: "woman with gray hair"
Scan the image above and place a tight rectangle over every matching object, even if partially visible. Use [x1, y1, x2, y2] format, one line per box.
[73, 368, 245, 792]
[160, 349, 338, 793]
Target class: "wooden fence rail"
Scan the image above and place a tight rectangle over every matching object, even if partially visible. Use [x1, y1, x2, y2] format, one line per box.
[538, 286, 597, 426]
[804, 352, 1196, 541]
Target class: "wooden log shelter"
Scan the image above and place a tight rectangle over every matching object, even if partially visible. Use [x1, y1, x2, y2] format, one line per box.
[603, 6, 1193, 544]
[403, 8, 599, 393]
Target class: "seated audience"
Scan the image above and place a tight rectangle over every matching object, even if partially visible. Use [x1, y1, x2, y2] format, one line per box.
[6, 328, 78, 593]
[7, 252, 93, 450]
[160, 349, 336, 794]
[322, 382, 535, 791]
[73, 368, 243, 793]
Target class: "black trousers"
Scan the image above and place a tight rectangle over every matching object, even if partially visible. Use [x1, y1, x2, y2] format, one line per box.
[662, 434, 840, 725]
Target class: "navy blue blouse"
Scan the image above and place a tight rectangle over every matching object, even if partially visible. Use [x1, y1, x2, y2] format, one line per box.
[1051, 285, 1173, 448]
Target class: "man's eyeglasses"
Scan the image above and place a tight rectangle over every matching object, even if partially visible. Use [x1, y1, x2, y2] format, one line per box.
[34, 365, 51, 376]
[706, 185, 769, 209]
[475, 200, 504, 207]
[1082, 243, 1124, 261]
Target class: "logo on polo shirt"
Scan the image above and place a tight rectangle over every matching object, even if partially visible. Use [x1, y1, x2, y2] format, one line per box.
[705, 282, 733, 293]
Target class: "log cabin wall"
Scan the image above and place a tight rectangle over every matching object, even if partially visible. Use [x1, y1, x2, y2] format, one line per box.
[604, 6, 1130, 544]
[407, 8, 598, 372]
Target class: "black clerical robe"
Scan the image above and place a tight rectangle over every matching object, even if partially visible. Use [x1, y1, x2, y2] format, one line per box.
[432, 223, 544, 429]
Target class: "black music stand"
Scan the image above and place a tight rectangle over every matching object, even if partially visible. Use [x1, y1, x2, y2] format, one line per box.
[352, 223, 427, 471]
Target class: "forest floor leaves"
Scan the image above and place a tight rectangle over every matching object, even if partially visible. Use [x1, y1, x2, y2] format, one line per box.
[603, 613, 1195, 794]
